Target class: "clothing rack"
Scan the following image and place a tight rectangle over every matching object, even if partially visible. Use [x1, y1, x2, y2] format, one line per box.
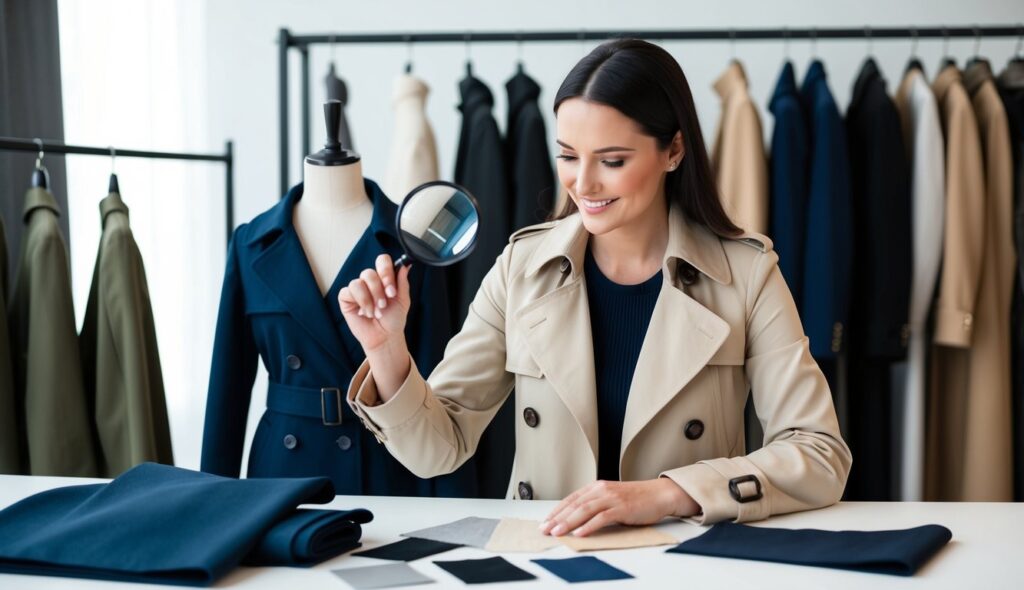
[277, 24, 1023, 195]
[0, 136, 234, 248]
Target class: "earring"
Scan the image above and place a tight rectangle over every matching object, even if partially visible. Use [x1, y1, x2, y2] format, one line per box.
[668, 161, 677, 171]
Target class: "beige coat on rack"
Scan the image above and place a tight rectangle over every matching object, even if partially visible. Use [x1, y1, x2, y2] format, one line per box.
[710, 60, 768, 235]
[926, 65, 993, 501]
[892, 67, 945, 502]
[347, 206, 851, 525]
[384, 74, 440, 202]
[955, 60, 1015, 502]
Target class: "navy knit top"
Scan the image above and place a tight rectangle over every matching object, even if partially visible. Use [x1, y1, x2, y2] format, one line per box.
[584, 246, 663, 481]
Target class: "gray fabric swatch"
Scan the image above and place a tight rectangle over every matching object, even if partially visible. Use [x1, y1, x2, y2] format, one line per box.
[401, 517, 500, 549]
[332, 562, 434, 589]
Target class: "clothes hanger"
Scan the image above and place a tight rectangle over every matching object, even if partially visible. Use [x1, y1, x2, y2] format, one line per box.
[108, 146, 120, 194]
[939, 26, 957, 70]
[403, 34, 413, 74]
[904, 27, 925, 75]
[965, 25, 985, 68]
[30, 138, 49, 189]
[464, 32, 474, 77]
[515, 32, 525, 75]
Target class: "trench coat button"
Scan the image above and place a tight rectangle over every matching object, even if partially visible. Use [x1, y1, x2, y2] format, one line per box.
[684, 419, 704, 440]
[336, 435, 352, 451]
[679, 263, 699, 285]
[559, 258, 571, 273]
[283, 434, 298, 450]
[286, 354, 302, 370]
[518, 481, 534, 500]
[523, 407, 540, 428]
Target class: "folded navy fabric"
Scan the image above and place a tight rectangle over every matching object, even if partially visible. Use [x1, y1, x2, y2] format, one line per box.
[243, 507, 372, 566]
[0, 463, 372, 585]
[352, 537, 462, 561]
[532, 556, 633, 583]
[667, 521, 952, 576]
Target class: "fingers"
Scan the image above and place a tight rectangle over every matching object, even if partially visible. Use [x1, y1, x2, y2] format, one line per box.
[550, 492, 613, 536]
[375, 254, 398, 299]
[541, 484, 594, 535]
[360, 269, 387, 319]
[346, 277, 375, 318]
[568, 508, 616, 538]
[396, 263, 412, 304]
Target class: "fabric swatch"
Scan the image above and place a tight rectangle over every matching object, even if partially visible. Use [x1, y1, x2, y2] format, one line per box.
[484, 518, 560, 553]
[332, 562, 435, 588]
[402, 517, 499, 549]
[532, 556, 634, 583]
[557, 525, 677, 552]
[353, 538, 462, 562]
[666, 521, 952, 576]
[433, 556, 536, 584]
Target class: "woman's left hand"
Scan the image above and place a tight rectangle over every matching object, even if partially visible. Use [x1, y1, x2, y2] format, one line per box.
[540, 478, 701, 537]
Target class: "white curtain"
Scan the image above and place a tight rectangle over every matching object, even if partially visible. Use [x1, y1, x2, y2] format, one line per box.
[58, 0, 222, 470]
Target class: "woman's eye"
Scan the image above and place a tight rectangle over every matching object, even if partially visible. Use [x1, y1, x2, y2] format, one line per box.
[602, 159, 625, 168]
[556, 154, 577, 162]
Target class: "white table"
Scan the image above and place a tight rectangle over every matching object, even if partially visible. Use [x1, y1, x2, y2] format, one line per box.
[0, 475, 1021, 589]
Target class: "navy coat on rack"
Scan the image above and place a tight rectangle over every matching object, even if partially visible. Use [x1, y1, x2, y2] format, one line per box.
[505, 69, 556, 231]
[201, 178, 478, 498]
[799, 60, 853, 389]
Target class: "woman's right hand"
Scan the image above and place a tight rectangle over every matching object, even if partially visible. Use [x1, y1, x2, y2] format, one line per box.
[338, 254, 411, 353]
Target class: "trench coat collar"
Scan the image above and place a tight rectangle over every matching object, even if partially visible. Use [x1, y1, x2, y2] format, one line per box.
[714, 60, 749, 102]
[932, 63, 963, 104]
[246, 178, 398, 369]
[516, 206, 733, 468]
[962, 58, 995, 97]
[100, 192, 129, 227]
[523, 206, 732, 285]
[393, 73, 429, 106]
[245, 178, 397, 247]
[22, 187, 61, 221]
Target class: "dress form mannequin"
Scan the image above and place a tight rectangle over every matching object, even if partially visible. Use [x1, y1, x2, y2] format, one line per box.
[294, 100, 373, 295]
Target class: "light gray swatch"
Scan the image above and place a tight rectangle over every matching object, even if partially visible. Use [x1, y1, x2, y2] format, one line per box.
[401, 516, 500, 549]
[332, 562, 434, 589]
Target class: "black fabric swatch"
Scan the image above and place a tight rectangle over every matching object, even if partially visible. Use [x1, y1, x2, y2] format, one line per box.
[667, 521, 952, 576]
[352, 537, 462, 561]
[434, 556, 536, 584]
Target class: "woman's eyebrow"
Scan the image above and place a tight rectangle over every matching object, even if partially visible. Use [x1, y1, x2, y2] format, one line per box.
[555, 140, 635, 154]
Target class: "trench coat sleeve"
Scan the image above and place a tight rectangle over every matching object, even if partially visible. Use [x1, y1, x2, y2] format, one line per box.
[661, 249, 852, 524]
[346, 244, 515, 478]
[200, 231, 260, 477]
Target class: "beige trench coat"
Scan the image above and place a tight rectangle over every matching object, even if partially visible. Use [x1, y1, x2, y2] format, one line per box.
[348, 206, 851, 525]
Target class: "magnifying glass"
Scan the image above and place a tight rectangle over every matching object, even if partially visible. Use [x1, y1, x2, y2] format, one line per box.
[393, 181, 480, 268]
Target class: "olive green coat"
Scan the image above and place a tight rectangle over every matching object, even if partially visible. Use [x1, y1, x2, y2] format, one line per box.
[80, 193, 173, 477]
[9, 187, 97, 476]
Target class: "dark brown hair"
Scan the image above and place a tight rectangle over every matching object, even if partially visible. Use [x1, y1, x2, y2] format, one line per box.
[551, 38, 741, 237]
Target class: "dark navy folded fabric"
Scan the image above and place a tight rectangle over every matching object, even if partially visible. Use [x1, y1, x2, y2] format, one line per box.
[434, 556, 536, 584]
[667, 521, 952, 576]
[243, 507, 372, 566]
[532, 556, 633, 583]
[0, 463, 372, 585]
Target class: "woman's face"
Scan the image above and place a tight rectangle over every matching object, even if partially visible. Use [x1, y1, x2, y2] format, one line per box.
[555, 98, 682, 236]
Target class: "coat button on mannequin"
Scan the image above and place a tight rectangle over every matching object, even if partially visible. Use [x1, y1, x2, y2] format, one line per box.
[684, 419, 705, 440]
[518, 481, 534, 500]
[283, 434, 298, 450]
[523, 407, 540, 428]
[679, 263, 700, 286]
[286, 355, 302, 370]
[336, 435, 352, 451]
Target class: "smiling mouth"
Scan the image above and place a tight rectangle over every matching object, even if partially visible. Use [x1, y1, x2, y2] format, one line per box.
[581, 197, 619, 209]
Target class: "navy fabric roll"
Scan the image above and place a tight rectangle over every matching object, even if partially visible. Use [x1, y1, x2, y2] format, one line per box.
[667, 521, 951, 576]
[243, 508, 372, 566]
[0, 463, 372, 585]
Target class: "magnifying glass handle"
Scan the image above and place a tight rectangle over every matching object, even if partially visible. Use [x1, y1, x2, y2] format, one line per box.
[393, 254, 412, 269]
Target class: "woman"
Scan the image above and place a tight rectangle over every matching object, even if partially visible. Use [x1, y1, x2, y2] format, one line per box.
[339, 39, 851, 536]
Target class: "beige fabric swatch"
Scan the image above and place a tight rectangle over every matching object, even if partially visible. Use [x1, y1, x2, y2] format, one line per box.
[557, 525, 678, 552]
[484, 518, 560, 553]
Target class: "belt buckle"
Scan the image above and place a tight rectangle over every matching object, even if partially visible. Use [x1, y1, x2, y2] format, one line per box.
[320, 387, 342, 426]
[728, 474, 763, 503]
